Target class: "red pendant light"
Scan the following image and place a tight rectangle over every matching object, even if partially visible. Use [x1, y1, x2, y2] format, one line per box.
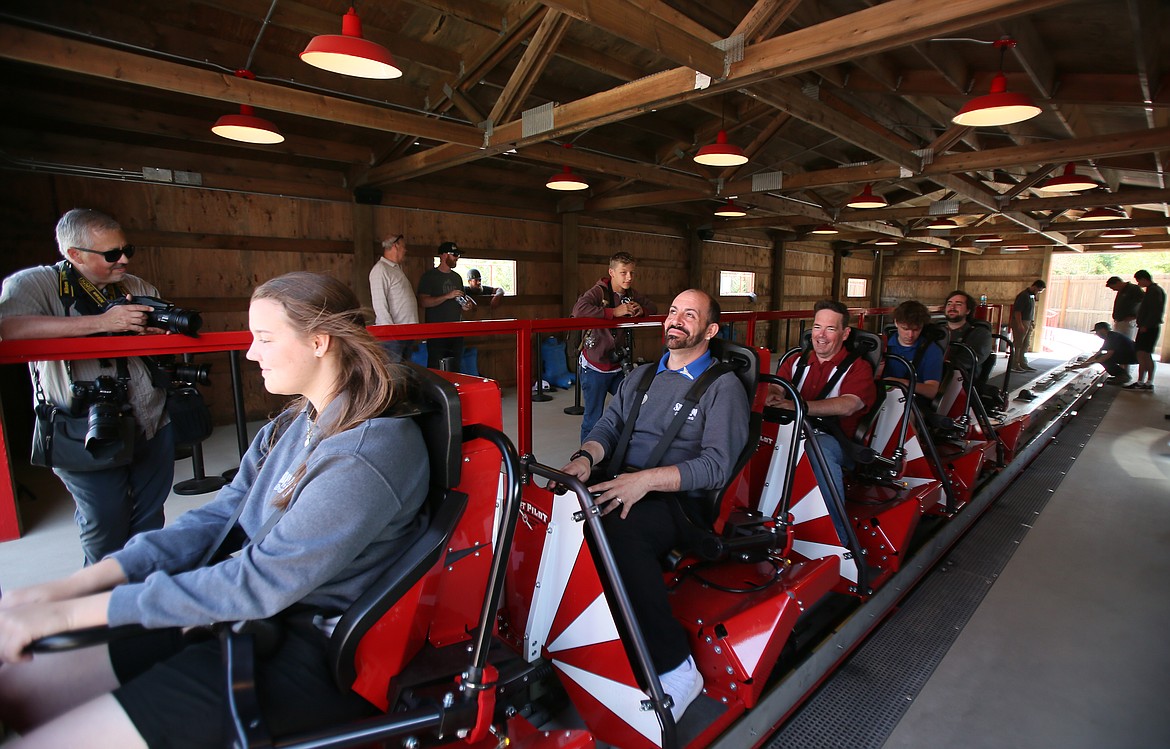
[546, 165, 589, 191]
[952, 39, 1041, 127]
[810, 224, 839, 235]
[211, 70, 284, 144]
[925, 217, 958, 230]
[1100, 228, 1136, 238]
[974, 234, 1003, 243]
[301, 7, 402, 79]
[546, 143, 589, 191]
[847, 183, 888, 209]
[1079, 207, 1126, 222]
[695, 130, 748, 167]
[714, 199, 747, 217]
[1037, 163, 1099, 193]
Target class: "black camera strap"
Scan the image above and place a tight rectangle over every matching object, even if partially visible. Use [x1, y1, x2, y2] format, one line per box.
[56, 261, 126, 315]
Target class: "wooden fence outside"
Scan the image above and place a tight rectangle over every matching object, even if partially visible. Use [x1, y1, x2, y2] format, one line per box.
[1046, 273, 1168, 351]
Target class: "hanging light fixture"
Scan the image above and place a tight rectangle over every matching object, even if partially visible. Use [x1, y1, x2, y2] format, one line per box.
[974, 234, 1003, 243]
[1079, 207, 1126, 222]
[874, 237, 898, 246]
[917, 249, 940, 253]
[847, 183, 888, 209]
[952, 38, 1042, 127]
[714, 199, 747, 217]
[1036, 162, 1099, 193]
[811, 224, 839, 235]
[212, 70, 285, 144]
[1002, 245, 1031, 252]
[301, 6, 402, 79]
[1113, 242, 1143, 249]
[695, 130, 748, 167]
[695, 97, 748, 167]
[545, 143, 589, 191]
[926, 217, 959, 230]
[1100, 228, 1136, 238]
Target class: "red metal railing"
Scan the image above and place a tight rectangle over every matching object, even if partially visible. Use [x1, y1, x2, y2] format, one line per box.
[0, 304, 982, 541]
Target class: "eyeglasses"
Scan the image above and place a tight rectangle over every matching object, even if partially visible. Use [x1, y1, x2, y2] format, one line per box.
[72, 245, 135, 263]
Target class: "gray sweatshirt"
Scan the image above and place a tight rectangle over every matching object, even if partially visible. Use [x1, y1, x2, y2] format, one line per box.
[586, 360, 749, 492]
[108, 400, 429, 628]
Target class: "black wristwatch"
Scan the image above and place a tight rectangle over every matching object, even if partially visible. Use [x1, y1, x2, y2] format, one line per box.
[569, 449, 594, 467]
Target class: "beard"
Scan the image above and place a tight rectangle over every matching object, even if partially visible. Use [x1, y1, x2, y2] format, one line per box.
[665, 325, 703, 350]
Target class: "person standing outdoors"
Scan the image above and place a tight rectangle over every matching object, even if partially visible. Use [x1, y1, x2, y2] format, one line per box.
[571, 252, 657, 442]
[1127, 269, 1165, 391]
[1010, 279, 1046, 372]
[0, 208, 174, 565]
[417, 241, 473, 371]
[1105, 275, 1143, 341]
[368, 232, 418, 361]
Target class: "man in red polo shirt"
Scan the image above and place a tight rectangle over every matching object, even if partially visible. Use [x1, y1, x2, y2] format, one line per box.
[766, 299, 877, 502]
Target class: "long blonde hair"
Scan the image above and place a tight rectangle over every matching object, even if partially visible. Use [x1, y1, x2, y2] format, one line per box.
[252, 272, 401, 506]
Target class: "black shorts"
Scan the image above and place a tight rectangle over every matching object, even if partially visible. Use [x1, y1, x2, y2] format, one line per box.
[109, 623, 379, 748]
[1134, 326, 1159, 353]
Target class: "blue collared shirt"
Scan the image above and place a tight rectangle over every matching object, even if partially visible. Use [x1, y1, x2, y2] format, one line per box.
[656, 349, 714, 380]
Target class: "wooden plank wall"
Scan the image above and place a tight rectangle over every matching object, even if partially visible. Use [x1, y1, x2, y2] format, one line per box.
[2, 173, 780, 424]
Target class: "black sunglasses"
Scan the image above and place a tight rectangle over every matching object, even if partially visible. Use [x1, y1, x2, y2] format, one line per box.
[73, 245, 136, 263]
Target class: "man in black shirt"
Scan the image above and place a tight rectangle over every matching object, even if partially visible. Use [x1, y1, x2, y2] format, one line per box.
[1106, 275, 1143, 340]
[1126, 269, 1166, 390]
[1010, 279, 1046, 372]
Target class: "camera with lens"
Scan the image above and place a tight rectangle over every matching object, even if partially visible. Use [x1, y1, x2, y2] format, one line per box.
[610, 329, 635, 376]
[106, 295, 202, 336]
[149, 354, 212, 388]
[71, 375, 130, 451]
[456, 294, 477, 307]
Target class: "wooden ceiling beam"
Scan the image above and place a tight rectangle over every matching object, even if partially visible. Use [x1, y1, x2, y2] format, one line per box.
[733, 0, 804, 44]
[843, 70, 1170, 107]
[585, 188, 710, 212]
[540, 0, 726, 79]
[489, 9, 571, 124]
[0, 24, 484, 146]
[366, 0, 1076, 185]
[519, 142, 712, 191]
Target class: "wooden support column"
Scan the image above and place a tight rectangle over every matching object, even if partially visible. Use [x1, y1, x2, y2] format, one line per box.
[872, 249, 885, 308]
[950, 249, 962, 291]
[352, 202, 376, 309]
[1034, 245, 1054, 352]
[830, 249, 843, 301]
[688, 225, 704, 291]
[770, 231, 785, 353]
[561, 213, 579, 315]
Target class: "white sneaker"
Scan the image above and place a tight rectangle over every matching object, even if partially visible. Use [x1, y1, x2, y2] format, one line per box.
[659, 655, 704, 722]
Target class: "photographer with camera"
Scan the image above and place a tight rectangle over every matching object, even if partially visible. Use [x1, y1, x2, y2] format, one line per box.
[571, 252, 656, 442]
[0, 209, 176, 565]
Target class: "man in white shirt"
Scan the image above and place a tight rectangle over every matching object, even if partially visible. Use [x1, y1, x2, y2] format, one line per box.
[368, 232, 418, 360]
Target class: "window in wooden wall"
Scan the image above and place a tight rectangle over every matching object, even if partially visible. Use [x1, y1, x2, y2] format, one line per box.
[444, 258, 517, 294]
[719, 270, 756, 296]
[846, 277, 869, 298]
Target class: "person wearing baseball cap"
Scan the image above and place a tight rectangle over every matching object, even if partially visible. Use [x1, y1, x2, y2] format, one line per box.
[1070, 321, 1136, 384]
[417, 241, 473, 370]
[464, 268, 505, 309]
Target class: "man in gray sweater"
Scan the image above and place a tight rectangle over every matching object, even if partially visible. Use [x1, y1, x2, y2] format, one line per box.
[559, 288, 750, 724]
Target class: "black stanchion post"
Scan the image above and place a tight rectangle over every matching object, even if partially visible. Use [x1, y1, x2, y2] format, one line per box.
[532, 335, 552, 402]
[564, 333, 583, 415]
[174, 353, 228, 495]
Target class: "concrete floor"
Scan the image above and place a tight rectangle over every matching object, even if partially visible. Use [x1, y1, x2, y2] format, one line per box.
[883, 366, 1170, 749]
